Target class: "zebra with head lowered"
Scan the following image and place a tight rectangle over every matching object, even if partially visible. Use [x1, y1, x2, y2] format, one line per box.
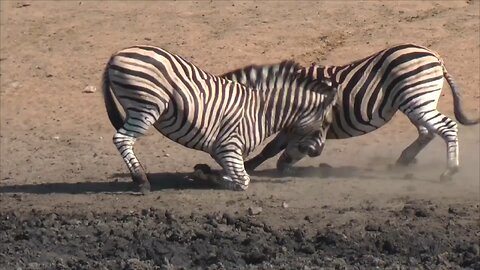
[102, 45, 338, 193]
[223, 43, 479, 181]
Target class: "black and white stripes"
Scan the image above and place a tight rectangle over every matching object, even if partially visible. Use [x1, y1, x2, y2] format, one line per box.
[229, 43, 478, 180]
[102, 45, 337, 192]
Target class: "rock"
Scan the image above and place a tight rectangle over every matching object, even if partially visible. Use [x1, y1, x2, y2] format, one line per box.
[362, 254, 385, 267]
[365, 223, 381, 232]
[304, 215, 312, 223]
[222, 213, 236, 225]
[332, 257, 347, 269]
[53, 136, 60, 140]
[248, 207, 262, 215]
[165, 210, 176, 222]
[10, 81, 20, 89]
[469, 243, 480, 256]
[83, 85, 97, 93]
[414, 208, 429, 217]
[217, 224, 229, 233]
[140, 209, 149, 216]
[282, 202, 289, 208]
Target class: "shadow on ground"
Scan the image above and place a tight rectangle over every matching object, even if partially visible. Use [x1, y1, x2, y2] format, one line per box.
[0, 164, 419, 194]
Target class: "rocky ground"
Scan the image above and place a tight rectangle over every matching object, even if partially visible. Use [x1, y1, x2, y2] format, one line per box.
[1, 200, 479, 270]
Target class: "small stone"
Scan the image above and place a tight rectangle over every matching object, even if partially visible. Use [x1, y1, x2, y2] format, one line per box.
[165, 210, 176, 222]
[164, 153, 170, 157]
[248, 206, 262, 215]
[332, 257, 347, 269]
[53, 135, 60, 140]
[469, 244, 479, 256]
[414, 208, 429, 217]
[83, 85, 97, 93]
[10, 81, 20, 88]
[281, 202, 289, 208]
[365, 223, 381, 232]
[217, 224, 229, 233]
[304, 215, 312, 223]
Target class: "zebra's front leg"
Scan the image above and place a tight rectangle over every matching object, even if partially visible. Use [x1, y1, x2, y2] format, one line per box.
[276, 131, 326, 175]
[276, 142, 316, 175]
[244, 130, 288, 172]
[195, 144, 250, 191]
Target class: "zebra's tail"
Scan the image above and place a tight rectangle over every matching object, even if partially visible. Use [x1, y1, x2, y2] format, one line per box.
[442, 64, 479, 125]
[102, 58, 125, 130]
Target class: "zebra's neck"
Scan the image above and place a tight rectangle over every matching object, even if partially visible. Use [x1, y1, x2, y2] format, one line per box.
[220, 60, 303, 93]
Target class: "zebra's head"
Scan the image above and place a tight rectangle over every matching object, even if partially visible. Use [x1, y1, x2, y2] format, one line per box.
[284, 76, 338, 157]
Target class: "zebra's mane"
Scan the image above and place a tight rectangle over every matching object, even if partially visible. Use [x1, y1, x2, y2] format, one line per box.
[221, 60, 313, 91]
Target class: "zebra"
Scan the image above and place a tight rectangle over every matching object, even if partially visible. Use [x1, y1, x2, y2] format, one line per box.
[222, 43, 479, 181]
[101, 45, 338, 193]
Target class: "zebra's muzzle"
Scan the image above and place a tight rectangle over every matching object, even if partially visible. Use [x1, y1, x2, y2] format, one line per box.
[298, 143, 323, 157]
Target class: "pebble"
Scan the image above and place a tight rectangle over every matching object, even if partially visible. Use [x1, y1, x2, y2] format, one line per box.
[10, 81, 20, 89]
[365, 223, 381, 232]
[248, 207, 262, 215]
[83, 85, 97, 93]
[281, 202, 289, 208]
[469, 243, 479, 256]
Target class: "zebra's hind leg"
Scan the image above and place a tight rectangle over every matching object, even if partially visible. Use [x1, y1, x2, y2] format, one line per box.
[113, 112, 160, 194]
[404, 110, 459, 181]
[396, 125, 435, 166]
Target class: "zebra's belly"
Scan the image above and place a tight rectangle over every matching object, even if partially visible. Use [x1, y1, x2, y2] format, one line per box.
[153, 117, 219, 152]
[328, 110, 397, 139]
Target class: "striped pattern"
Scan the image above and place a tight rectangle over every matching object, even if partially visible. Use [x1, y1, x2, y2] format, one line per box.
[102, 45, 337, 192]
[223, 43, 479, 180]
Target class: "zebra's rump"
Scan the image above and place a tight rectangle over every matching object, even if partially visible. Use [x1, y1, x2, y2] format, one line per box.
[320, 43, 445, 139]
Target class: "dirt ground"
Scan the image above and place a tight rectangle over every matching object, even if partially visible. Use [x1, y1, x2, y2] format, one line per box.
[0, 1, 479, 269]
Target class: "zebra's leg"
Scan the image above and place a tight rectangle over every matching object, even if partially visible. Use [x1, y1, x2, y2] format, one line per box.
[244, 130, 288, 172]
[405, 110, 459, 180]
[276, 139, 325, 175]
[276, 128, 327, 175]
[396, 125, 435, 166]
[194, 142, 250, 191]
[113, 112, 160, 194]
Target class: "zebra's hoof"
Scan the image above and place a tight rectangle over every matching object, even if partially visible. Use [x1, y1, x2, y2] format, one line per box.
[133, 182, 151, 195]
[440, 172, 453, 182]
[440, 167, 458, 182]
[225, 181, 248, 191]
[194, 164, 213, 174]
[395, 157, 418, 167]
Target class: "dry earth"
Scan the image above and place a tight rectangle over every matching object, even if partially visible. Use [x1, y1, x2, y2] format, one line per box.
[0, 1, 479, 269]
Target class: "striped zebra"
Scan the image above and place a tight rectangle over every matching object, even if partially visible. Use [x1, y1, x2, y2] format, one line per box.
[101, 45, 338, 193]
[223, 43, 479, 180]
